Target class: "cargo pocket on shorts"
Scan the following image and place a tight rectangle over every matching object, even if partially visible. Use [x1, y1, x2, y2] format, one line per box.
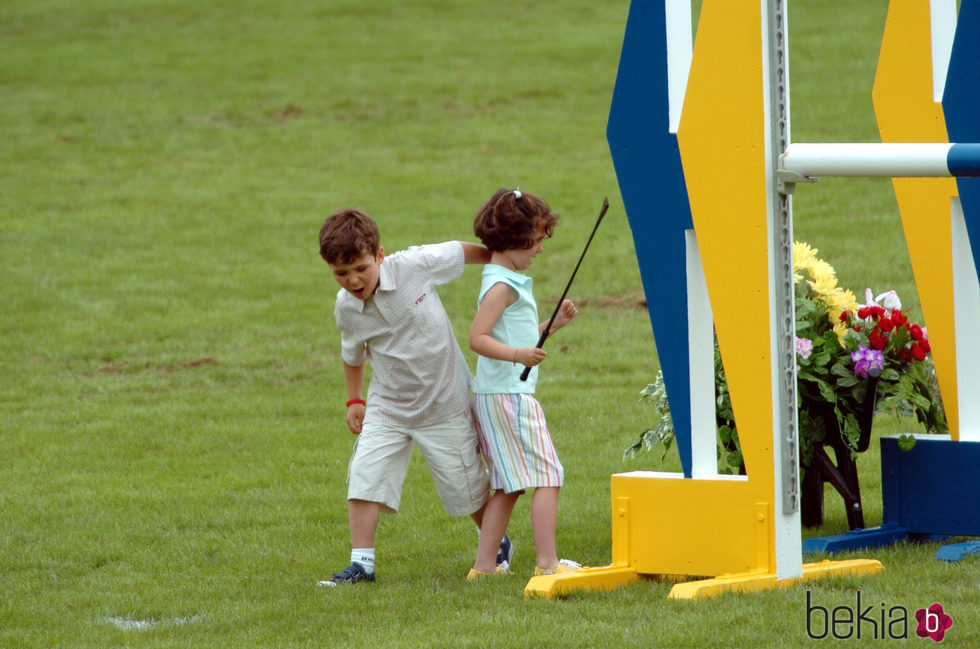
[459, 443, 489, 503]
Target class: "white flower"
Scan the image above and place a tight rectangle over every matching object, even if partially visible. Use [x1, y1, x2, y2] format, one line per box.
[875, 290, 901, 310]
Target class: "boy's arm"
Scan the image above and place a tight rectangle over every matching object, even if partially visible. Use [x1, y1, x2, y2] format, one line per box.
[343, 361, 366, 434]
[459, 241, 491, 265]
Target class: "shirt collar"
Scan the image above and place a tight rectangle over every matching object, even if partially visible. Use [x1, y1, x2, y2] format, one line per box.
[377, 259, 396, 292]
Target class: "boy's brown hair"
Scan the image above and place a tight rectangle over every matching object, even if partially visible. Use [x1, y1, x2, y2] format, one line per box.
[319, 209, 381, 264]
[473, 188, 560, 253]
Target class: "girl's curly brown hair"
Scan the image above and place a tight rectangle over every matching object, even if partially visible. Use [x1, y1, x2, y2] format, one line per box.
[473, 188, 560, 253]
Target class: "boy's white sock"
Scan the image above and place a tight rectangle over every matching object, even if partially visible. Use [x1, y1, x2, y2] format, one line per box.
[351, 548, 375, 574]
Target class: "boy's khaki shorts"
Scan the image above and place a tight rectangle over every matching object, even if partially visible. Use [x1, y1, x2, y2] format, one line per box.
[346, 413, 491, 516]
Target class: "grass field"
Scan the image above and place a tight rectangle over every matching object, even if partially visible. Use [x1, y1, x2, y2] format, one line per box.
[2, 0, 978, 647]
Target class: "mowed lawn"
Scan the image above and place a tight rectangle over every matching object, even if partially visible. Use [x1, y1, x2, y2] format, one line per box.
[2, 1, 978, 647]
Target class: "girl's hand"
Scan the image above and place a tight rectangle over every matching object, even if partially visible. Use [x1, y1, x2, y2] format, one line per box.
[515, 346, 547, 367]
[346, 402, 365, 434]
[551, 299, 578, 330]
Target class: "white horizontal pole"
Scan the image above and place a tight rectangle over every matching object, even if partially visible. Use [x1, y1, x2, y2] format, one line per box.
[780, 143, 954, 177]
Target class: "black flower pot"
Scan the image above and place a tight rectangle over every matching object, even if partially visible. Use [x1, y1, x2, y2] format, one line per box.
[799, 373, 880, 529]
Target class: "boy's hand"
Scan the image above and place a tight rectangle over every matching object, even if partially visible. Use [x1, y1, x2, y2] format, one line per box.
[346, 403, 365, 434]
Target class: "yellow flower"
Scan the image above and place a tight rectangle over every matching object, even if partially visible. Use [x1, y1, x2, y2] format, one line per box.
[793, 241, 818, 284]
[793, 241, 859, 346]
[793, 241, 817, 269]
[823, 288, 858, 314]
[806, 259, 836, 286]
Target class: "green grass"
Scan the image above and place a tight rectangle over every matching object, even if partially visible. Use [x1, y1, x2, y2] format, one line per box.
[2, 0, 978, 647]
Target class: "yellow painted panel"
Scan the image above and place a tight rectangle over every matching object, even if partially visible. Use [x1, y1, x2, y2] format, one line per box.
[677, 0, 775, 481]
[611, 473, 770, 577]
[873, 0, 960, 438]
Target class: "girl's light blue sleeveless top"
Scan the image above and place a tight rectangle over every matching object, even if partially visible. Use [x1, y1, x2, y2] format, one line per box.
[472, 264, 539, 394]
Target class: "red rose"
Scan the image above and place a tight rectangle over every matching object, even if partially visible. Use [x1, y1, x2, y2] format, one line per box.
[857, 307, 871, 319]
[871, 305, 885, 317]
[909, 324, 923, 340]
[839, 312, 848, 322]
[901, 349, 911, 360]
[892, 310, 908, 326]
[878, 318, 895, 332]
[912, 345, 927, 361]
[869, 332, 887, 350]
[921, 339, 931, 353]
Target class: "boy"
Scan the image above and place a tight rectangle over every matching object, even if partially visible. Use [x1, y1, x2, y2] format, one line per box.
[316, 208, 512, 586]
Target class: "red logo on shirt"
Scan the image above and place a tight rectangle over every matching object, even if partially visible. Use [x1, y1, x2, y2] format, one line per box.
[415, 293, 427, 305]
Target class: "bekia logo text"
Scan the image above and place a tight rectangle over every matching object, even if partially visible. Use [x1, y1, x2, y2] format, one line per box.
[806, 591, 953, 641]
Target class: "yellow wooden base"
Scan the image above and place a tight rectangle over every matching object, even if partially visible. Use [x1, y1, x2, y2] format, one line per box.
[523, 564, 640, 599]
[667, 558, 884, 599]
[523, 559, 883, 600]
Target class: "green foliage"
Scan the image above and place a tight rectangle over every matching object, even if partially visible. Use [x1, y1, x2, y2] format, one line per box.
[623, 373, 675, 462]
[625, 339, 746, 474]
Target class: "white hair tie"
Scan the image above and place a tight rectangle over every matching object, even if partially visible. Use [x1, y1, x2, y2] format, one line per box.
[513, 188, 522, 199]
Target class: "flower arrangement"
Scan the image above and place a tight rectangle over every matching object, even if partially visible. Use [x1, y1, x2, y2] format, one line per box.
[792, 242, 946, 462]
[625, 242, 947, 473]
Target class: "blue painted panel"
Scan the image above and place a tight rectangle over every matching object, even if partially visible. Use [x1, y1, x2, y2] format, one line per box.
[943, 0, 980, 277]
[607, 0, 695, 476]
[881, 436, 980, 536]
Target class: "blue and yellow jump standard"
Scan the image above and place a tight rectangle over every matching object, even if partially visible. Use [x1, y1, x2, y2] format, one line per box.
[525, 0, 980, 600]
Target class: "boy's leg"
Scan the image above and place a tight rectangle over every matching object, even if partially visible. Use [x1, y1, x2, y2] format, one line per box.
[318, 500, 382, 587]
[320, 424, 413, 587]
[469, 501, 487, 528]
[530, 487, 560, 571]
[349, 498, 381, 575]
[349, 498, 381, 548]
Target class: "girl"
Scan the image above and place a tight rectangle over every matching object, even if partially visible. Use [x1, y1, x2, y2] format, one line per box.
[467, 188, 581, 579]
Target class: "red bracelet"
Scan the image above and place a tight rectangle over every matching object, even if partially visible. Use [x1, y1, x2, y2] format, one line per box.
[346, 398, 366, 408]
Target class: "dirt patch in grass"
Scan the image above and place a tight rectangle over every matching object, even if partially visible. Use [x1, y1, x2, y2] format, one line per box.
[96, 357, 219, 376]
[575, 291, 647, 311]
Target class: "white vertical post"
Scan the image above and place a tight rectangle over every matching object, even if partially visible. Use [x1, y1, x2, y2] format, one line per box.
[764, 0, 802, 580]
[665, 0, 693, 133]
[951, 197, 980, 441]
[930, 0, 956, 102]
[686, 230, 719, 477]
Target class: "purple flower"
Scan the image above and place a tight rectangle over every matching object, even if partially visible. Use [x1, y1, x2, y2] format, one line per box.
[795, 337, 813, 360]
[850, 345, 885, 378]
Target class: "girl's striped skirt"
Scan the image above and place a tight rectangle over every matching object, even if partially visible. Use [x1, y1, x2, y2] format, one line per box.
[472, 392, 563, 493]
